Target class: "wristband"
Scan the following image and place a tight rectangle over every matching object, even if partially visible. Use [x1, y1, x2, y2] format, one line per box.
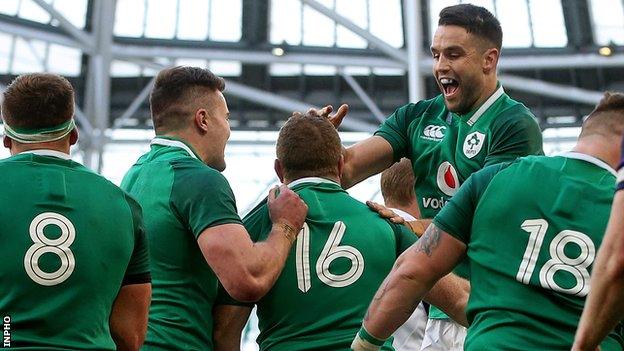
[276, 222, 298, 244]
[351, 326, 386, 351]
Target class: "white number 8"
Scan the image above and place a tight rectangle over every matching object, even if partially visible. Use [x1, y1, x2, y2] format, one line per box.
[24, 212, 76, 286]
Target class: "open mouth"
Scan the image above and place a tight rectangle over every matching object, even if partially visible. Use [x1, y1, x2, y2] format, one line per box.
[439, 77, 459, 97]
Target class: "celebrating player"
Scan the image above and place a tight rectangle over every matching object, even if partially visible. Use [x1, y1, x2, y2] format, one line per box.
[212, 113, 468, 351]
[120, 66, 307, 350]
[316, 4, 543, 349]
[353, 92, 624, 351]
[0, 73, 151, 350]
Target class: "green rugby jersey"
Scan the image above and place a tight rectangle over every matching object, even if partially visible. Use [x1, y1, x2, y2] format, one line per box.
[434, 153, 623, 350]
[375, 85, 543, 319]
[121, 136, 242, 350]
[0, 150, 149, 350]
[239, 178, 417, 351]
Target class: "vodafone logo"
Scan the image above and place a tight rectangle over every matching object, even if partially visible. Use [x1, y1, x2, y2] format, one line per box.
[422, 125, 446, 141]
[436, 162, 459, 196]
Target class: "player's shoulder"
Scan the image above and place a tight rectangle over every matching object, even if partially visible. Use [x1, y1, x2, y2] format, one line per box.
[170, 158, 230, 187]
[393, 95, 444, 120]
[493, 94, 537, 123]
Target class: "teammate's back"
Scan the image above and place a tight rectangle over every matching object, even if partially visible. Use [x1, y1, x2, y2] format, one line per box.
[0, 73, 150, 350]
[447, 154, 622, 350]
[244, 178, 415, 350]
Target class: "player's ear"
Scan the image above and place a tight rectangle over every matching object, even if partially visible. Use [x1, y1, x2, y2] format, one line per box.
[274, 159, 285, 183]
[482, 47, 499, 74]
[337, 154, 345, 180]
[194, 108, 210, 134]
[3, 136, 11, 149]
[69, 128, 78, 145]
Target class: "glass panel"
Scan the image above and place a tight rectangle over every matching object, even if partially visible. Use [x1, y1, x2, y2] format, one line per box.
[47, 44, 81, 76]
[529, 0, 567, 47]
[210, 60, 242, 76]
[177, 0, 210, 40]
[11, 38, 46, 73]
[270, 0, 302, 45]
[303, 64, 337, 75]
[269, 63, 303, 76]
[209, 0, 242, 42]
[19, 0, 52, 23]
[335, 0, 367, 48]
[302, 0, 335, 46]
[369, 0, 404, 48]
[114, 0, 146, 37]
[144, 0, 177, 39]
[496, 0, 532, 48]
[111, 60, 142, 77]
[0, 0, 20, 16]
[589, 0, 624, 45]
[0, 34, 14, 73]
[175, 58, 208, 67]
[54, 0, 87, 28]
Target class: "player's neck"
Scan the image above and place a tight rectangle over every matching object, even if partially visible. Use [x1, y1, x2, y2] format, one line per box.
[470, 77, 498, 112]
[10, 141, 70, 156]
[573, 135, 620, 170]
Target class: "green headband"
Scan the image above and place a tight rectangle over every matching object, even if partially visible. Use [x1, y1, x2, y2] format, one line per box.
[3, 119, 76, 144]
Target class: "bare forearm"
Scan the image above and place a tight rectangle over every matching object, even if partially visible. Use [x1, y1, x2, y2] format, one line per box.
[341, 137, 394, 189]
[363, 260, 436, 339]
[574, 252, 624, 350]
[424, 273, 469, 327]
[247, 222, 297, 285]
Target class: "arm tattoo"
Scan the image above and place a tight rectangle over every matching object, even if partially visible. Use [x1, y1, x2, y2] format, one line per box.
[412, 224, 442, 256]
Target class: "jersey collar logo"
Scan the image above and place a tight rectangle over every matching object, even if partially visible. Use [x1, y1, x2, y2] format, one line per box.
[436, 161, 459, 196]
[463, 131, 485, 159]
[422, 125, 446, 141]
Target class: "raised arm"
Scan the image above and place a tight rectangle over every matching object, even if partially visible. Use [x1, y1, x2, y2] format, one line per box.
[198, 185, 307, 302]
[573, 191, 624, 351]
[213, 305, 253, 351]
[342, 136, 395, 189]
[109, 283, 152, 351]
[352, 224, 466, 350]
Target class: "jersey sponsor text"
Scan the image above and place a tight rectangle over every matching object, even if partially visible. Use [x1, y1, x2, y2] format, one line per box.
[422, 196, 449, 210]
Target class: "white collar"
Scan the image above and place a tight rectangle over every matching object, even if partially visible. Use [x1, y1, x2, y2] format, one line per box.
[560, 151, 617, 177]
[388, 208, 417, 221]
[467, 85, 505, 126]
[151, 137, 198, 160]
[20, 149, 71, 160]
[287, 177, 340, 189]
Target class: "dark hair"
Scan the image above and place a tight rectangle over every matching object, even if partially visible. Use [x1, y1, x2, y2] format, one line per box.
[580, 91, 624, 138]
[438, 4, 503, 50]
[381, 158, 416, 207]
[150, 66, 225, 133]
[1, 73, 74, 129]
[276, 112, 342, 181]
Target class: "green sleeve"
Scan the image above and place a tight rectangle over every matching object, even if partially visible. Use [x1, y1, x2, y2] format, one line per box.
[390, 221, 418, 256]
[122, 194, 151, 284]
[215, 204, 271, 306]
[170, 163, 242, 239]
[433, 163, 507, 243]
[374, 101, 430, 162]
[485, 109, 544, 166]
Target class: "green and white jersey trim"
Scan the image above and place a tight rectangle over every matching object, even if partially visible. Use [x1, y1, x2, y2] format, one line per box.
[287, 177, 340, 188]
[560, 151, 617, 177]
[21, 149, 72, 160]
[151, 137, 199, 159]
[617, 169, 624, 185]
[467, 85, 505, 126]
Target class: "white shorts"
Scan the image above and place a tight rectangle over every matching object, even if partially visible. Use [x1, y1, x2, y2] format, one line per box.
[419, 318, 466, 351]
[392, 303, 428, 350]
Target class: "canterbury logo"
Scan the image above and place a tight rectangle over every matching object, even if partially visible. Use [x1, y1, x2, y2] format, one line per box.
[422, 125, 446, 140]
